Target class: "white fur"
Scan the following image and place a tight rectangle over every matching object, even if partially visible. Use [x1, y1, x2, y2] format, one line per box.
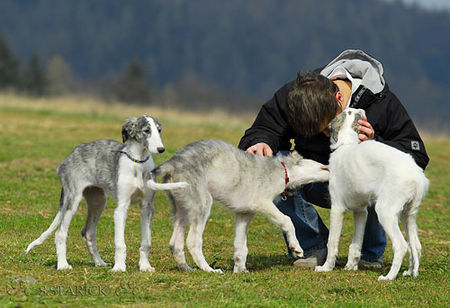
[315, 108, 429, 281]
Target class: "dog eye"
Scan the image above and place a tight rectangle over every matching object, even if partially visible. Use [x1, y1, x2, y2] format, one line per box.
[143, 128, 151, 134]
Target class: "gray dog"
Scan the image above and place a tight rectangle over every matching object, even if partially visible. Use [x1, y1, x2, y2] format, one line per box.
[147, 139, 329, 273]
[26, 115, 187, 272]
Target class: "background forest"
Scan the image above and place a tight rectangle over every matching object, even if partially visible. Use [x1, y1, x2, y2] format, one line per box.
[0, 0, 449, 132]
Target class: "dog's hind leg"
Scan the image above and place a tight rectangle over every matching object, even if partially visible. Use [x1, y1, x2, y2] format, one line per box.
[257, 201, 303, 258]
[55, 189, 84, 270]
[401, 212, 421, 278]
[168, 194, 193, 271]
[316, 205, 346, 272]
[82, 186, 109, 267]
[186, 193, 223, 273]
[138, 191, 156, 272]
[376, 201, 408, 281]
[344, 208, 368, 271]
[233, 212, 255, 273]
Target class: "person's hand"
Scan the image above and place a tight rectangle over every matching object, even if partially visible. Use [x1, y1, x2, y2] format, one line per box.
[358, 116, 375, 142]
[246, 142, 273, 157]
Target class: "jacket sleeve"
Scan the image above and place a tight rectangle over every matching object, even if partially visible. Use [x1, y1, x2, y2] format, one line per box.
[373, 93, 430, 170]
[238, 82, 295, 152]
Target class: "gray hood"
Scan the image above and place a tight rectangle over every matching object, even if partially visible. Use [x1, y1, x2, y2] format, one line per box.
[320, 49, 385, 94]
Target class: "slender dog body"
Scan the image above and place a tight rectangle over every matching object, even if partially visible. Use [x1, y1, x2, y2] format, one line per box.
[148, 139, 329, 273]
[315, 108, 429, 280]
[26, 116, 187, 272]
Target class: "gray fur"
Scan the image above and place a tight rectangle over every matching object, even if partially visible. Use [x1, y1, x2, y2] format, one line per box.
[328, 109, 363, 144]
[26, 115, 184, 272]
[151, 139, 329, 273]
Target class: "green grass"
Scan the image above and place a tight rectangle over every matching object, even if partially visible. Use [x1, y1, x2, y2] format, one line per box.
[0, 95, 449, 307]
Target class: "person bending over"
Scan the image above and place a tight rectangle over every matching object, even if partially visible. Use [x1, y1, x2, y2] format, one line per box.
[238, 49, 429, 267]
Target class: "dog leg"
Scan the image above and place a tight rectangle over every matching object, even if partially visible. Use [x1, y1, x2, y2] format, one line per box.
[112, 195, 131, 272]
[401, 213, 421, 278]
[257, 201, 303, 258]
[344, 208, 367, 271]
[376, 205, 408, 281]
[82, 187, 109, 267]
[139, 191, 156, 272]
[233, 212, 255, 273]
[169, 199, 193, 271]
[186, 195, 223, 273]
[316, 205, 346, 272]
[55, 192, 83, 270]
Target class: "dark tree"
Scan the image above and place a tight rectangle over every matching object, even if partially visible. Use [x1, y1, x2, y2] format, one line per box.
[22, 53, 47, 96]
[0, 35, 19, 90]
[112, 59, 151, 104]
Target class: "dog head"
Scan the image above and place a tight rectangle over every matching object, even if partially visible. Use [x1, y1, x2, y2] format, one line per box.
[328, 108, 365, 146]
[121, 115, 165, 154]
[282, 151, 329, 189]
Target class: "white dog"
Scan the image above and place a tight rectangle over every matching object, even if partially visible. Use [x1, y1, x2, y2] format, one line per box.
[26, 116, 187, 272]
[315, 108, 429, 280]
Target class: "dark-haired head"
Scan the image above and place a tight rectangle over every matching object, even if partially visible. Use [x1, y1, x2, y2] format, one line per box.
[286, 72, 340, 137]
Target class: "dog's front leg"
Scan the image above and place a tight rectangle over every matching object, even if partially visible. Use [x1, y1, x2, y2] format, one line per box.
[259, 202, 303, 258]
[344, 208, 367, 271]
[139, 192, 156, 272]
[233, 212, 255, 273]
[112, 196, 131, 272]
[315, 205, 346, 272]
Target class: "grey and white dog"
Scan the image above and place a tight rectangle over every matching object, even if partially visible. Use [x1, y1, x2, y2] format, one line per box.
[315, 108, 429, 280]
[147, 139, 330, 273]
[26, 115, 187, 272]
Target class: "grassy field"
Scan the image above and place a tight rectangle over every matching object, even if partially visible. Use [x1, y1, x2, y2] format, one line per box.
[0, 94, 448, 307]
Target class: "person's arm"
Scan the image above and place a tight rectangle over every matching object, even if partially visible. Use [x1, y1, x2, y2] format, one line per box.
[373, 93, 429, 170]
[238, 82, 295, 155]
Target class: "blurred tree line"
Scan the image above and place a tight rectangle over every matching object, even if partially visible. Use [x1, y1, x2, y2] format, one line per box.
[0, 0, 449, 128]
[0, 35, 152, 104]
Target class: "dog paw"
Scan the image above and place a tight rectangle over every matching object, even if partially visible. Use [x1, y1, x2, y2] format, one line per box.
[95, 260, 111, 267]
[315, 264, 333, 272]
[344, 263, 358, 271]
[139, 265, 156, 272]
[111, 264, 126, 272]
[378, 275, 395, 281]
[57, 263, 73, 270]
[178, 263, 195, 272]
[233, 266, 249, 273]
[207, 268, 224, 274]
[402, 269, 412, 276]
[290, 247, 304, 258]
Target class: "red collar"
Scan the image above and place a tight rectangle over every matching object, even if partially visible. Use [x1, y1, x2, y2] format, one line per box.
[280, 162, 290, 200]
[280, 161, 290, 185]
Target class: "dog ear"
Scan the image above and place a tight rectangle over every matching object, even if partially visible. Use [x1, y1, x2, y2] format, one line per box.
[122, 117, 138, 143]
[328, 112, 346, 143]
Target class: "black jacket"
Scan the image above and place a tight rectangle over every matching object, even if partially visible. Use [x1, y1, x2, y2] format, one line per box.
[238, 80, 429, 170]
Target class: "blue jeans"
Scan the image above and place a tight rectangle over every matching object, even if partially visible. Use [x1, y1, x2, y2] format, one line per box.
[274, 182, 386, 261]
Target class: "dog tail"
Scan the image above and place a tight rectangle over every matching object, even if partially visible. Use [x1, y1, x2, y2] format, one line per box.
[147, 178, 189, 191]
[148, 163, 188, 191]
[26, 189, 65, 254]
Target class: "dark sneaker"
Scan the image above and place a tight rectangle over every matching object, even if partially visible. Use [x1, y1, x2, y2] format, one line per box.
[358, 256, 384, 268]
[293, 248, 327, 268]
